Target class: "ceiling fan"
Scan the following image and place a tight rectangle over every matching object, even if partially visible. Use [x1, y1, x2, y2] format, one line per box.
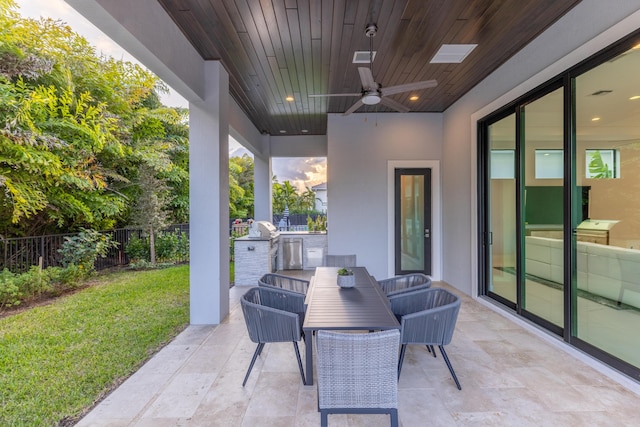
[310, 23, 438, 115]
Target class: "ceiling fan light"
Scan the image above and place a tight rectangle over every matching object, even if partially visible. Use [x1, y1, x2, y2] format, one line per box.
[362, 93, 381, 105]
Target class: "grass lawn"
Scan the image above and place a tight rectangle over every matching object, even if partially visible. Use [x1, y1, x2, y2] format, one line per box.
[0, 265, 190, 426]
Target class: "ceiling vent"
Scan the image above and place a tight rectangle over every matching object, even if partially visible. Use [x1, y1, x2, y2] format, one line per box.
[353, 50, 376, 64]
[430, 44, 477, 63]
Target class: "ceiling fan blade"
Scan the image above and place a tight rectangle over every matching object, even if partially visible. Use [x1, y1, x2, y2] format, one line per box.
[380, 97, 410, 113]
[309, 93, 361, 97]
[343, 99, 364, 116]
[381, 79, 438, 96]
[358, 67, 377, 91]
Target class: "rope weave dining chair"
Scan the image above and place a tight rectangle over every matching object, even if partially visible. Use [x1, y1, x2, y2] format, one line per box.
[258, 273, 310, 295]
[389, 287, 462, 390]
[316, 329, 400, 427]
[377, 273, 432, 297]
[323, 254, 357, 267]
[240, 286, 306, 386]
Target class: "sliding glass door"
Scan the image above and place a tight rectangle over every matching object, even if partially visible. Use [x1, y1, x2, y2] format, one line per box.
[573, 45, 640, 370]
[487, 114, 517, 305]
[480, 31, 640, 380]
[522, 88, 565, 329]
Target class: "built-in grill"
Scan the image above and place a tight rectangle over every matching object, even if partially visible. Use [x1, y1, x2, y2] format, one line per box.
[248, 220, 279, 240]
[235, 221, 280, 278]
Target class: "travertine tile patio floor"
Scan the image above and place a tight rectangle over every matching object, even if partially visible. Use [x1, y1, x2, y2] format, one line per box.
[76, 281, 640, 426]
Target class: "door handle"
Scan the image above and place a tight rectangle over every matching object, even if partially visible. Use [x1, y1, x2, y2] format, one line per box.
[424, 228, 430, 238]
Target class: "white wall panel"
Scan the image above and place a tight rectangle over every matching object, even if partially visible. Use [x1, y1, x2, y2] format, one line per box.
[327, 113, 442, 280]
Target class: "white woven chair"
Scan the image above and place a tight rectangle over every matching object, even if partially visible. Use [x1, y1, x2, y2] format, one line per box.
[316, 329, 400, 427]
[377, 273, 432, 297]
[323, 254, 357, 267]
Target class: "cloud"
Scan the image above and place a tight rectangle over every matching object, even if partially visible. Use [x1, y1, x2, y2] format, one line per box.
[273, 157, 326, 193]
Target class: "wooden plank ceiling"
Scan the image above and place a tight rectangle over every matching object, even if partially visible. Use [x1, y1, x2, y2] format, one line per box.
[157, 0, 582, 135]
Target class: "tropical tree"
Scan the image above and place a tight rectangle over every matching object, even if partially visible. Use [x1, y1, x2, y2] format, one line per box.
[272, 179, 299, 214]
[0, 2, 188, 236]
[229, 154, 254, 219]
[128, 164, 170, 266]
[299, 187, 317, 212]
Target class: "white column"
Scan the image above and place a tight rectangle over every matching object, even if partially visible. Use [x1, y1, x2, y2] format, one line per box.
[189, 61, 229, 324]
[253, 151, 272, 221]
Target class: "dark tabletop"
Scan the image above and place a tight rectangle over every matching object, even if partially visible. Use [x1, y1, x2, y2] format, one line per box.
[303, 267, 400, 331]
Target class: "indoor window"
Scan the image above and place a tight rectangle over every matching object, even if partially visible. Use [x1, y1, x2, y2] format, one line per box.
[490, 150, 515, 179]
[535, 149, 563, 179]
[585, 149, 619, 178]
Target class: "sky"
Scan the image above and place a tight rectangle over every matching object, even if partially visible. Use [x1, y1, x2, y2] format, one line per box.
[14, 0, 327, 193]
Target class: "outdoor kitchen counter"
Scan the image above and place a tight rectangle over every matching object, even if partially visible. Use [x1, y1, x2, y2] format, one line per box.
[234, 235, 279, 286]
[277, 231, 327, 270]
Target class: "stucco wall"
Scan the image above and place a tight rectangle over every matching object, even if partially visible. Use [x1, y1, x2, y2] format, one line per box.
[441, 0, 640, 296]
[326, 113, 442, 281]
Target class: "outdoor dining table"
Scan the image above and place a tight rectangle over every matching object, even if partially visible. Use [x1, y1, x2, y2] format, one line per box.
[302, 266, 400, 385]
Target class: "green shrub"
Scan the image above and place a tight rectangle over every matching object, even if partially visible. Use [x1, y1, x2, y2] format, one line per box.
[15, 266, 52, 298]
[125, 236, 149, 262]
[0, 268, 22, 308]
[125, 232, 189, 264]
[156, 232, 179, 260]
[0, 265, 86, 309]
[58, 228, 119, 274]
[45, 265, 84, 294]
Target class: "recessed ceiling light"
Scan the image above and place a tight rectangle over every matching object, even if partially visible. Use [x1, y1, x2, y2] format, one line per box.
[430, 44, 477, 63]
[285, 96, 294, 102]
[409, 95, 419, 101]
[630, 95, 640, 100]
[591, 117, 601, 122]
[280, 130, 287, 133]
[301, 129, 309, 133]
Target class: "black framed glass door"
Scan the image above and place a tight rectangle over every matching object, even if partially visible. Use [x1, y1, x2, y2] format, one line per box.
[394, 168, 431, 275]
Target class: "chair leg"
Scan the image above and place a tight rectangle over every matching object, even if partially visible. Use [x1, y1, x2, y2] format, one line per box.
[390, 408, 399, 427]
[429, 345, 437, 357]
[243, 342, 264, 387]
[320, 410, 328, 427]
[438, 345, 461, 390]
[397, 344, 407, 379]
[293, 341, 306, 385]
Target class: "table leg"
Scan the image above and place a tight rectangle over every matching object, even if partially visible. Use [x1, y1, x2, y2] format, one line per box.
[304, 328, 314, 385]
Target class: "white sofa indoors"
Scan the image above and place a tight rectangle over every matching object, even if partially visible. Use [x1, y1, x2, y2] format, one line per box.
[525, 236, 640, 309]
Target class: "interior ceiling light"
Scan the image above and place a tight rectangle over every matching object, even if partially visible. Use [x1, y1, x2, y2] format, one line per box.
[279, 130, 287, 133]
[633, 43, 640, 50]
[591, 117, 601, 122]
[409, 95, 419, 101]
[589, 90, 612, 96]
[301, 129, 309, 133]
[430, 44, 477, 63]
[285, 96, 294, 102]
[630, 95, 640, 100]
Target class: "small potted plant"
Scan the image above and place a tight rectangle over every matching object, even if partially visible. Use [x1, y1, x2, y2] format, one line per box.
[337, 268, 355, 288]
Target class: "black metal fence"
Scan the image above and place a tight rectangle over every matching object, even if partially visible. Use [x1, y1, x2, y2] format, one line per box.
[0, 224, 190, 274]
